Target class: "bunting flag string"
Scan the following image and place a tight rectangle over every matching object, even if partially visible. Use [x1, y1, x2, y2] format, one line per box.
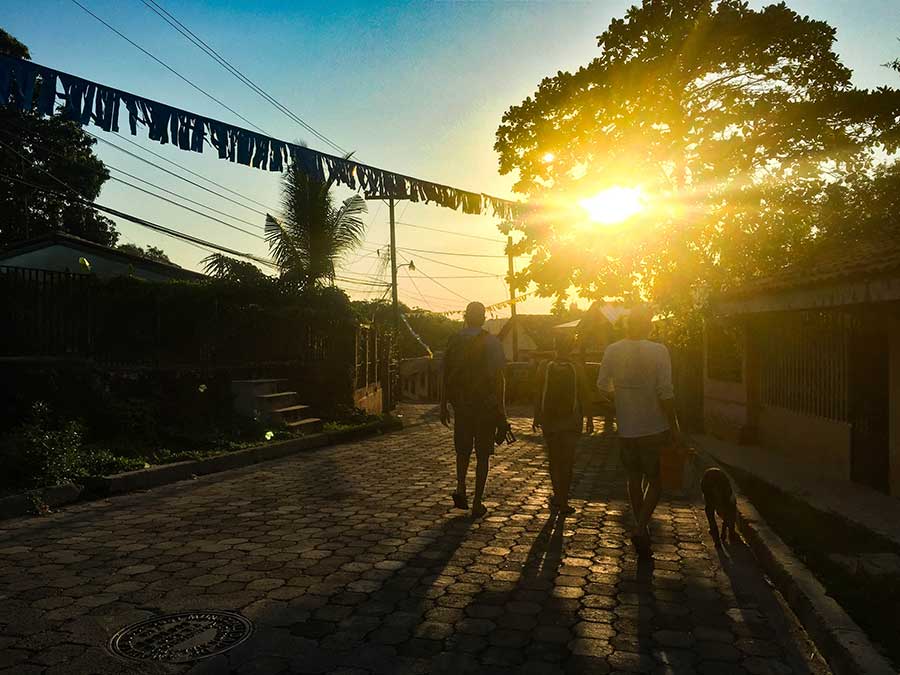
[0, 55, 525, 221]
[400, 313, 433, 358]
[436, 291, 533, 317]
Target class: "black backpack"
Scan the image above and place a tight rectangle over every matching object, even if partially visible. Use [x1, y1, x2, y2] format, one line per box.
[541, 360, 579, 421]
[444, 330, 493, 409]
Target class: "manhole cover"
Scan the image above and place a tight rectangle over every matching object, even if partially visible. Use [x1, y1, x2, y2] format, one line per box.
[108, 611, 253, 663]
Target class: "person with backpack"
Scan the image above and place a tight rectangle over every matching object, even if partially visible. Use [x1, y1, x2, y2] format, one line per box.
[533, 334, 591, 516]
[440, 301, 507, 518]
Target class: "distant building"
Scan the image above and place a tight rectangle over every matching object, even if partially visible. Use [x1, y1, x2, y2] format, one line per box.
[704, 233, 900, 496]
[483, 315, 559, 362]
[0, 231, 205, 282]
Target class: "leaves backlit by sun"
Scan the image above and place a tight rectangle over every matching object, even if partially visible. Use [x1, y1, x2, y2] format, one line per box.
[579, 186, 645, 225]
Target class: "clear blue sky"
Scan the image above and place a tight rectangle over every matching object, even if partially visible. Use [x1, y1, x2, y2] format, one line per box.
[4, 0, 899, 313]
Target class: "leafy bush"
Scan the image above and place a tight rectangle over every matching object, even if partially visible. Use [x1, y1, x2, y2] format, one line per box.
[2, 402, 85, 489]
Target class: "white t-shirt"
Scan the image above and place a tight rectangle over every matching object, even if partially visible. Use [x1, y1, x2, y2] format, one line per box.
[595, 338, 674, 438]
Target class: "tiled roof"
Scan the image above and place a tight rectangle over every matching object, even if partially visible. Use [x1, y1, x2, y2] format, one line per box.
[723, 231, 900, 299]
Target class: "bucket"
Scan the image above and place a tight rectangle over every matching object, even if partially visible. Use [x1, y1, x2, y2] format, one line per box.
[660, 444, 691, 492]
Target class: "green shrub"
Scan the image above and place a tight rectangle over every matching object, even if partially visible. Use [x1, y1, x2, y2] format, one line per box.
[6, 402, 85, 489]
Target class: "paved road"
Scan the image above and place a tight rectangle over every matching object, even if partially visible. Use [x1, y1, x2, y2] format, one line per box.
[0, 412, 829, 674]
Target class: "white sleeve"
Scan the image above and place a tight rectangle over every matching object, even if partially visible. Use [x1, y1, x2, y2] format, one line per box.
[656, 344, 674, 400]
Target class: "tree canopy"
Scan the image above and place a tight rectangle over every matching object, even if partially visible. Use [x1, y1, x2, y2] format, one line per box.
[0, 28, 119, 249]
[495, 1, 900, 316]
[117, 243, 172, 264]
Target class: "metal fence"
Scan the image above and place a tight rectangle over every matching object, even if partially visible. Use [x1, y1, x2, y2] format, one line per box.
[0, 266, 346, 368]
[755, 310, 850, 421]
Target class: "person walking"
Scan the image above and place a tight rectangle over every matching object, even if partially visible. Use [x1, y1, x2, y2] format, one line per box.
[440, 301, 507, 518]
[533, 334, 590, 516]
[595, 305, 682, 555]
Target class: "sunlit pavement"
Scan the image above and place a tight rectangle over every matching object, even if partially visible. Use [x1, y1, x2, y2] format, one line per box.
[0, 408, 829, 674]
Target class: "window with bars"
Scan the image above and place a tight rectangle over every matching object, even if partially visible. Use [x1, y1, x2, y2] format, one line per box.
[756, 310, 850, 421]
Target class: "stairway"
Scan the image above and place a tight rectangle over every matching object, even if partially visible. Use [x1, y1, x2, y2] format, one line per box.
[231, 378, 323, 434]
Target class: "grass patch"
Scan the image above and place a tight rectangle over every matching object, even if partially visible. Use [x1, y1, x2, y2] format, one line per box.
[730, 466, 900, 670]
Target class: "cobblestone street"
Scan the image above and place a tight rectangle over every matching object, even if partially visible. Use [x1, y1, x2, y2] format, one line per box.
[0, 411, 829, 674]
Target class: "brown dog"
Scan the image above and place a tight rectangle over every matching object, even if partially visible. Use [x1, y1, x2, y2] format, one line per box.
[700, 468, 737, 547]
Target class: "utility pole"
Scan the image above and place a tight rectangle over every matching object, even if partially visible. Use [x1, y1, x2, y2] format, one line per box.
[508, 235, 519, 362]
[389, 198, 399, 337]
[388, 197, 399, 411]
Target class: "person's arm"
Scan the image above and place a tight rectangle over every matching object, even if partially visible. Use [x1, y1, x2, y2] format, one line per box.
[595, 349, 614, 405]
[533, 361, 547, 429]
[440, 340, 452, 427]
[656, 345, 682, 445]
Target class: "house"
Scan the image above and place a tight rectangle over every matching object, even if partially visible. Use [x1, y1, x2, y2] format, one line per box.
[704, 233, 900, 496]
[483, 315, 560, 362]
[0, 231, 205, 282]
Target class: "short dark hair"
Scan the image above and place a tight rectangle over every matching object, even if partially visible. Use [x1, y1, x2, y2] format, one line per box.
[465, 301, 486, 327]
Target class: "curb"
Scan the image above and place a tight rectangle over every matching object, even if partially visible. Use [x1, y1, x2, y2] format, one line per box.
[0, 417, 403, 522]
[694, 449, 895, 675]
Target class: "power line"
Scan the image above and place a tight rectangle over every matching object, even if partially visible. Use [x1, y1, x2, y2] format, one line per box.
[106, 164, 263, 231]
[388, 249, 503, 276]
[109, 131, 282, 213]
[399, 246, 506, 259]
[1, 127, 267, 242]
[398, 253, 431, 310]
[139, 0, 349, 156]
[85, 131, 274, 217]
[407, 266, 469, 303]
[395, 220, 506, 244]
[69, 0, 268, 135]
[2, 172, 278, 269]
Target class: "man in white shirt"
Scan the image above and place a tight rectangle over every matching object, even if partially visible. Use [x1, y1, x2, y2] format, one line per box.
[596, 305, 682, 556]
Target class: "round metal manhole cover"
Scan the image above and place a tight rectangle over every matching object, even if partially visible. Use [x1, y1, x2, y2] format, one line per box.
[108, 611, 253, 663]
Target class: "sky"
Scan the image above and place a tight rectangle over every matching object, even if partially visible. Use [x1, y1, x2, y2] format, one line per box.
[4, 0, 899, 315]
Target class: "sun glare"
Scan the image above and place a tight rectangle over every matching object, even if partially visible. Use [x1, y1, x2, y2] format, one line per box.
[579, 186, 645, 225]
[542, 152, 555, 163]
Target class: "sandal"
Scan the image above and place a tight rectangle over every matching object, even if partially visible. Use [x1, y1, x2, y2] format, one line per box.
[452, 492, 469, 510]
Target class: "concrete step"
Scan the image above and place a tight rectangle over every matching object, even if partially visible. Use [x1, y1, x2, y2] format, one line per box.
[232, 379, 290, 416]
[268, 404, 311, 424]
[286, 417, 323, 434]
[255, 391, 299, 411]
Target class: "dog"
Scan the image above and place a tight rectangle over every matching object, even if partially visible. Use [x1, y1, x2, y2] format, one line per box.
[700, 467, 737, 547]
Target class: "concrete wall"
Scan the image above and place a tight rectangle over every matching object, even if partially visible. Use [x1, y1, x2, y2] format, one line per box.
[758, 406, 852, 481]
[890, 314, 900, 497]
[704, 378, 749, 443]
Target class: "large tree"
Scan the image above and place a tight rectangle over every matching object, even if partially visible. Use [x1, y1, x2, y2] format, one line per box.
[495, 1, 900, 315]
[0, 29, 119, 249]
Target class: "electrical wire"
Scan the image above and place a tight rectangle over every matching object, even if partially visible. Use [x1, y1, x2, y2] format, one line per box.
[399, 246, 506, 259]
[395, 220, 506, 244]
[139, 0, 349, 156]
[106, 175, 264, 240]
[86, 131, 274, 217]
[2, 172, 278, 269]
[69, 0, 268, 135]
[106, 165, 263, 230]
[108, 131, 282, 213]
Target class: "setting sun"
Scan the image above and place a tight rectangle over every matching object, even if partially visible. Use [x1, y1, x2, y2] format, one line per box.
[579, 186, 645, 225]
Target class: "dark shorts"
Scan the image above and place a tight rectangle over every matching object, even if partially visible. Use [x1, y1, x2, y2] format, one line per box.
[619, 431, 669, 479]
[454, 410, 495, 461]
[544, 430, 580, 456]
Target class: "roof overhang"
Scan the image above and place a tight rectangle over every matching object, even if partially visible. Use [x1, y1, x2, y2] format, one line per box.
[714, 274, 900, 315]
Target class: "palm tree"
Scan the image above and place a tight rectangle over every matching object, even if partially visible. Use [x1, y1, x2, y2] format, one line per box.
[264, 163, 367, 289]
